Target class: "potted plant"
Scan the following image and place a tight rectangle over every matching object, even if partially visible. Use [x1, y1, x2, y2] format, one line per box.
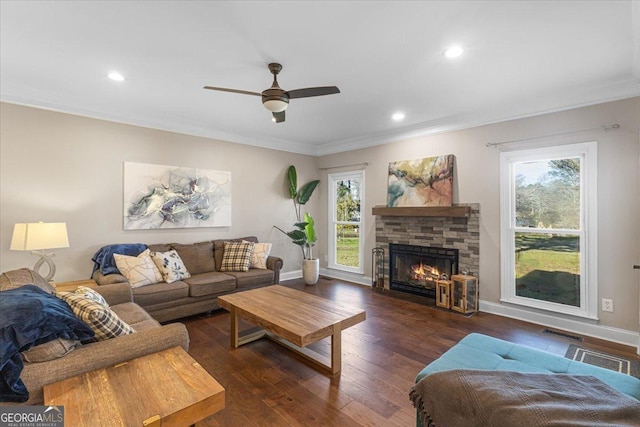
[275, 165, 320, 285]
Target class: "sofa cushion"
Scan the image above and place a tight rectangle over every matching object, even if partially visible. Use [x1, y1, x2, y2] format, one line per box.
[114, 249, 163, 288]
[21, 338, 78, 363]
[224, 269, 275, 289]
[0, 268, 55, 294]
[173, 242, 215, 274]
[150, 250, 191, 283]
[184, 272, 236, 297]
[132, 281, 189, 306]
[57, 292, 135, 341]
[148, 243, 172, 253]
[220, 241, 254, 272]
[111, 302, 157, 326]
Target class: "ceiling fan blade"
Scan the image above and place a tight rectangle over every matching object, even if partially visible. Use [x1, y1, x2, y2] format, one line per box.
[203, 86, 262, 97]
[273, 111, 285, 123]
[286, 86, 340, 99]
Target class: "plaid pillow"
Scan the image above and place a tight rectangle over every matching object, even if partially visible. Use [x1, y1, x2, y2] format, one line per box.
[57, 292, 134, 341]
[75, 286, 109, 307]
[220, 241, 254, 272]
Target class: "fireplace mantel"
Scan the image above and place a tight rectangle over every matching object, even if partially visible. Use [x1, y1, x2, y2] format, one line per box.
[372, 205, 471, 218]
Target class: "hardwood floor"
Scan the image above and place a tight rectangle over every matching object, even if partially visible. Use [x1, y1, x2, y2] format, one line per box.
[184, 278, 639, 426]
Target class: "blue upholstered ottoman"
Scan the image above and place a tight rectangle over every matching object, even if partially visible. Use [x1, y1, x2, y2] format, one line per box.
[416, 333, 640, 400]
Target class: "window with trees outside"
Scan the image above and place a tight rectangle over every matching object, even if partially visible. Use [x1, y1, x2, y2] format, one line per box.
[328, 171, 364, 274]
[500, 142, 597, 319]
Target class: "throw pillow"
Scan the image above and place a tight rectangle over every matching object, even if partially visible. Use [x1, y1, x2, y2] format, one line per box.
[220, 241, 254, 272]
[75, 286, 109, 307]
[56, 292, 135, 341]
[113, 249, 163, 288]
[150, 250, 191, 283]
[244, 240, 272, 269]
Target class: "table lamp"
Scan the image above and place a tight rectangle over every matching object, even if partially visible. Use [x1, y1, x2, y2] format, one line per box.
[10, 222, 69, 281]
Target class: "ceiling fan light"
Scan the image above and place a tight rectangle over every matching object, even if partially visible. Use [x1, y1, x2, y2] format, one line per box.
[263, 99, 289, 113]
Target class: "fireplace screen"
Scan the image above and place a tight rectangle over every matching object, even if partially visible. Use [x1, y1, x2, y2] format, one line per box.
[389, 243, 458, 297]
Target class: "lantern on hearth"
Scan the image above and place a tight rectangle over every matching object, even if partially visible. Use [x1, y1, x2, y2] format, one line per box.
[451, 274, 479, 314]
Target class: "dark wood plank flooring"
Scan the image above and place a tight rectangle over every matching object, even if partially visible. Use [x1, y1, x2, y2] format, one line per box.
[183, 278, 639, 426]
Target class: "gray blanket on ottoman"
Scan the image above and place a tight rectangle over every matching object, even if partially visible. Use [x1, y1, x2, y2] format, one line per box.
[410, 369, 640, 427]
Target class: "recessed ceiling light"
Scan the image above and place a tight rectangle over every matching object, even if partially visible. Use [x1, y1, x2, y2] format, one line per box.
[392, 112, 405, 122]
[108, 71, 125, 82]
[443, 45, 463, 58]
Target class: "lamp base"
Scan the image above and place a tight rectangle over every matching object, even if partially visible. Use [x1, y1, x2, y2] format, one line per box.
[32, 251, 57, 282]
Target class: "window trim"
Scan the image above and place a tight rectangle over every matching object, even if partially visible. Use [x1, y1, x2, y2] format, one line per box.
[499, 141, 598, 319]
[327, 170, 365, 274]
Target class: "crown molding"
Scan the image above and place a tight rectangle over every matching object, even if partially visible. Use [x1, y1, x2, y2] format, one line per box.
[315, 77, 640, 156]
[3, 75, 639, 158]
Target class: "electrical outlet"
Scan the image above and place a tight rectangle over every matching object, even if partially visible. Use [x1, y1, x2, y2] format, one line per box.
[324, 254, 328, 262]
[602, 298, 614, 312]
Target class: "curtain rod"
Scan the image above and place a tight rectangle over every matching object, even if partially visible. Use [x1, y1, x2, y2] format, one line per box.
[486, 124, 620, 148]
[318, 162, 368, 171]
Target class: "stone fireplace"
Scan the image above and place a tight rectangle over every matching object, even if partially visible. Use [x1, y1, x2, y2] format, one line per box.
[374, 203, 479, 297]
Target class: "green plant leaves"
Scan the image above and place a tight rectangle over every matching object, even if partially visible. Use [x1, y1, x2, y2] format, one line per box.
[285, 229, 307, 246]
[304, 213, 316, 244]
[297, 180, 320, 205]
[287, 165, 297, 199]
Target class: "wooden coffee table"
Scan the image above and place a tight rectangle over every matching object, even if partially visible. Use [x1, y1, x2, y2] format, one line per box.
[217, 285, 366, 374]
[44, 346, 225, 427]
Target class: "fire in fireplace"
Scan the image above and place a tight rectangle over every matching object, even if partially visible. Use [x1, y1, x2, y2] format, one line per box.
[389, 243, 458, 298]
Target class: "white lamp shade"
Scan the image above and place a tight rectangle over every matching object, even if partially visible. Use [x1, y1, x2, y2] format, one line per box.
[10, 222, 69, 251]
[263, 99, 288, 113]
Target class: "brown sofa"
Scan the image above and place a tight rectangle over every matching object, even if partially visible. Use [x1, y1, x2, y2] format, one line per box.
[91, 236, 283, 322]
[0, 268, 189, 405]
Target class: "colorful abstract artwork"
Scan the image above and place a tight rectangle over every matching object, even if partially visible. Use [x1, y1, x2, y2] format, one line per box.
[124, 162, 231, 229]
[387, 155, 454, 207]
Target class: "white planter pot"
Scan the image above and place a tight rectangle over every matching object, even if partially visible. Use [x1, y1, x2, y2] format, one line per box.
[302, 258, 320, 285]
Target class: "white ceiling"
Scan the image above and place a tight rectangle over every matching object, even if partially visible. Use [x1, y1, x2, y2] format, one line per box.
[1, 1, 639, 156]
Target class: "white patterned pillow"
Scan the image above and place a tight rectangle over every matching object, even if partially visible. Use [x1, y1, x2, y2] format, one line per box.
[220, 241, 254, 272]
[75, 286, 109, 307]
[57, 292, 135, 341]
[150, 250, 191, 283]
[113, 249, 163, 288]
[244, 241, 272, 269]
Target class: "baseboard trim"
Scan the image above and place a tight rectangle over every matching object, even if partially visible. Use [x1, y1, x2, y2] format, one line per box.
[480, 300, 640, 350]
[279, 270, 302, 281]
[319, 268, 372, 287]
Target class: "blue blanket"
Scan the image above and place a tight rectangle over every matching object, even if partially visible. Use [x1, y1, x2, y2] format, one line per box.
[91, 243, 147, 275]
[0, 285, 95, 402]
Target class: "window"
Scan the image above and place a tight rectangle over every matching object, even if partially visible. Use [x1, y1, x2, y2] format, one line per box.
[328, 171, 364, 274]
[500, 142, 597, 319]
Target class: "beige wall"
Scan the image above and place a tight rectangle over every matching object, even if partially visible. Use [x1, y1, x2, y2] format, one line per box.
[0, 103, 317, 281]
[2, 98, 639, 332]
[317, 97, 640, 332]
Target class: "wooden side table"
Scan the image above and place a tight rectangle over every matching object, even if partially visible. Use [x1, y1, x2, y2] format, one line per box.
[52, 279, 98, 292]
[44, 346, 225, 426]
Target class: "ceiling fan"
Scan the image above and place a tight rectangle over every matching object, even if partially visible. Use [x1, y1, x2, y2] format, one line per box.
[203, 63, 340, 123]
